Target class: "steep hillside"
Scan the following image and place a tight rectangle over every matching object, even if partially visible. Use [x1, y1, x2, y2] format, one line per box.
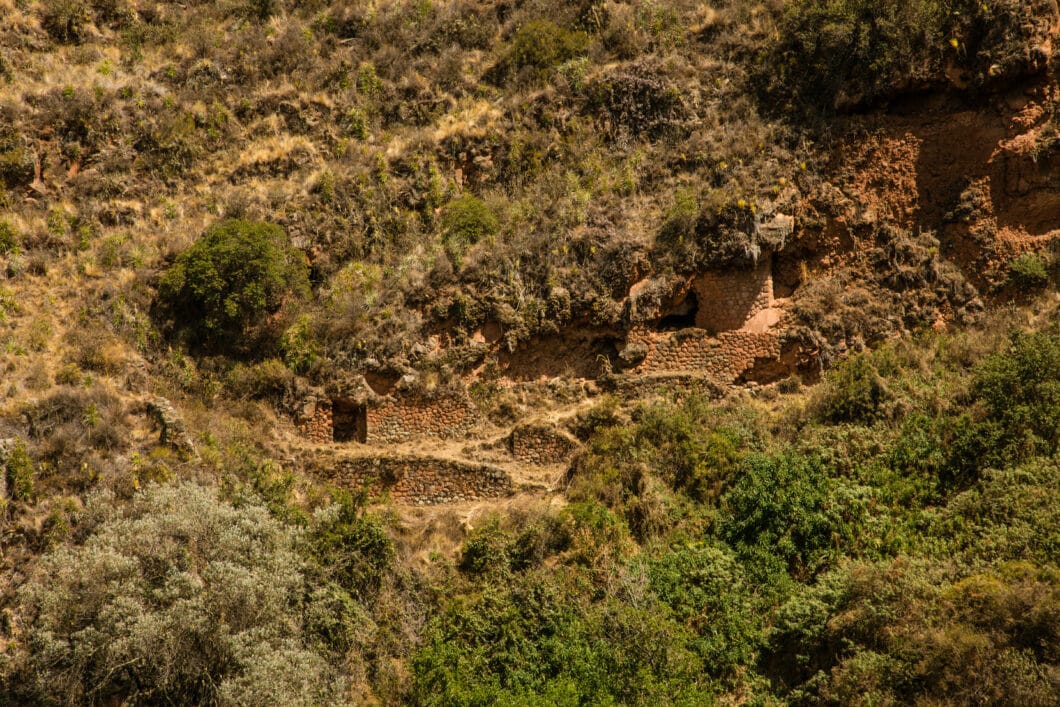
[0, 0, 1059, 704]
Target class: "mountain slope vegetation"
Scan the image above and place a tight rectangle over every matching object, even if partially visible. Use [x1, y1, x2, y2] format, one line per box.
[0, 0, 1058, 703]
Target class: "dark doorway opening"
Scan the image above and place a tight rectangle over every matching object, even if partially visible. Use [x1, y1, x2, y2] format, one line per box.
[332, 399, 367, 443]
[657, 291, 699, 331]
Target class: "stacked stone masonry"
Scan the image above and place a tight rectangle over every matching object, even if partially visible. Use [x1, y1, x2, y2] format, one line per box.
[366, 393, 478, 444]
[628, 328, 782, 382]
[296, 392, 479, 445]
[297, 400, 334, 444]
[509, 424, 580, 465]
[693, 259, 774, 333]
[611, 372, 725, 399]
[323, 455, 513, 505]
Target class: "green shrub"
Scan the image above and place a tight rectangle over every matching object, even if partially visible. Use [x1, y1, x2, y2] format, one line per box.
[972, 330, 1060, 458]
[0, 132, 34, 188]
[1007, 251, 1051, 290]
[135, 110, 202, 183]
[584, 59, 690, 140]
[655, 196, 760, 271]
[157, 219, 310, 351]
[720, 452, 866, 581]
[280, 314, 320, 374]
[310, 490, 394, 600]
[96, 233, 132, 270]
[510, 20, 589, 76]
[440, 194, 498, 266]
[225, 358, 294, 400]
[411, 570, 710, 705]
[768, 558, 1059, 704]
[0, 220, 20, 255]
[772, 0, 1056, 111]
[812, 353, 889, 424]
[3, 439, 35, 502]
[658, 189, 699, 248]
[934, 458, 1060, 565]
[774, 0, 945, 109]
[634, 399, 745, 503]
[571, 395, 622, 440]
[570, 396, 759, 539]
[54, 362, 83, 386]
[356, 62, 383, 98]
[7, 483, 343, 705]
[648, 543, 761, 679]
[40, 0, 92, 43]
[459, 516, 511, 575]
[345, 107, 369, 140]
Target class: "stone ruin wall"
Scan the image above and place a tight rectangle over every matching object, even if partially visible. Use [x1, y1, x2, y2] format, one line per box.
[324, 455, 513, 505]
[628, 328, 782, 382]
[611, 371, 725, 399]
[509, 424, 580, 465]
[693, 259, 774, 333]
[366, 392, 479, 444]
[295, 392, 479, 445]
[297, 262, 785, 448]
[624, 258, 787, 382]
[297, 400, 334, 444]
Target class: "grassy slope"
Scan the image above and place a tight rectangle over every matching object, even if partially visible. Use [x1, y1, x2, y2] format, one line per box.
[0, 0, 1058, 704]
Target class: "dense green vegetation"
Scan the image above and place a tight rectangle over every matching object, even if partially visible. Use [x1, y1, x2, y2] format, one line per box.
[407, 321, 1060, 704]
[4, 315, 1056, 703]
[156, 219, 310, 352]
[0, 0, 1058, 704]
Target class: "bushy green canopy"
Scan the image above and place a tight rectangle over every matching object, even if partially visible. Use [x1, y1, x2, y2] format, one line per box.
[158, 219, 309, 350]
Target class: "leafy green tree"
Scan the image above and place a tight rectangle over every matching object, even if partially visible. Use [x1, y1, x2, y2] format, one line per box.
[411, 570, 710, 705]
[933, 457, 1060, 565]
[768, 558, 1059, 704]
[648, 543, 761, 680]
[720, 452, 866, 582]
[157, 219, 309, 351]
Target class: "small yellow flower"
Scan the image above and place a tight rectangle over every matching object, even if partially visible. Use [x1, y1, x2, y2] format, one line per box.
[949, 38, 960, 49]
[737, 199, 747, 209]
